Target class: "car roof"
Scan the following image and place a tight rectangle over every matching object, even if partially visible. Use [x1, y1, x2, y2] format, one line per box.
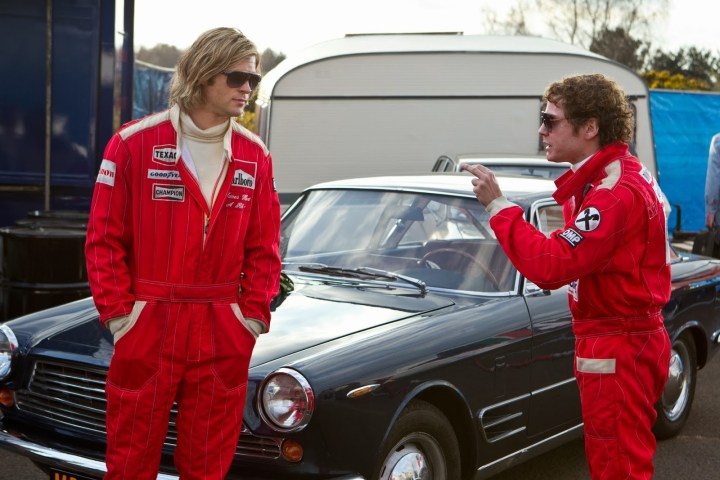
[305, 173, 557, 204]
[456, 155, 571, 169]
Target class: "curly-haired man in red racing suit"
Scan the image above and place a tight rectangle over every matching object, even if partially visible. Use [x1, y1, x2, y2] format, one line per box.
[464, 74, 671, 480]
[85, 28, 281, 479]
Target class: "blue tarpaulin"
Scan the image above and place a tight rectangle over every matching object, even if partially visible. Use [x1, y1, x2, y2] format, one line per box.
[651, 90, 720, 233]
[133, 60, 173, 120]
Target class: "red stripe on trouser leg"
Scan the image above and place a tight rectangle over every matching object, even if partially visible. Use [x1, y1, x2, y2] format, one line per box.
[104, 300, 256, 480]
[173, 303, 255, 480]
[575, 327, 670, 480]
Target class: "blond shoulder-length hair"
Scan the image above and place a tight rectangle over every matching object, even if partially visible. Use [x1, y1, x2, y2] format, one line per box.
[168, 27, 260, 112]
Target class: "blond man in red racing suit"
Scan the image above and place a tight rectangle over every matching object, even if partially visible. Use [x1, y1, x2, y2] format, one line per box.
[464, 74, 671, 480]
[85, 28, 281, 480]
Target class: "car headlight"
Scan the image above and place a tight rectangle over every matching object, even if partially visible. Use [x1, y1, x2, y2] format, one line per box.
[0, 325, 19, 380]
[259, 367, 314, 432]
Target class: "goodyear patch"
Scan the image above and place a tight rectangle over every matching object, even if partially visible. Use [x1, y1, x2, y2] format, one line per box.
[559, 228, 584, 247]
[148, 169, 181, 181]
[97, 159, 116, 186]
[153, 184, 185, 202]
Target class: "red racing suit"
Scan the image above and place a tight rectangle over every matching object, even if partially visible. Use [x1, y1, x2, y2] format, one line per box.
[85, 105, 281, 480]
[487, 142, 671, 479]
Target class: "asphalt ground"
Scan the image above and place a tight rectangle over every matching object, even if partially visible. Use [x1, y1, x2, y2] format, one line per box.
[1, 353, 719, 479]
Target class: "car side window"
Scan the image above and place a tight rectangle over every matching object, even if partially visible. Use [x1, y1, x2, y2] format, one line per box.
[534, 203, 564, 237]
[399, 200, 489, 245]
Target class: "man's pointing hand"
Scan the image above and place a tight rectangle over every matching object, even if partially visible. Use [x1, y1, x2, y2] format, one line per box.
[462, 163, 504, 208]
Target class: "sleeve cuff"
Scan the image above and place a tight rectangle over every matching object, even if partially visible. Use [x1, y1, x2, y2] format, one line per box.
[486, 196, 517, 216]
[105, 315, 129, 334]
[247, 318, 267, 336]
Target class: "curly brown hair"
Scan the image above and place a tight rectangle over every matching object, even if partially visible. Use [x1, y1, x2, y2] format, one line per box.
[543, 74, 634, 147]
[169, 27, 260, 112]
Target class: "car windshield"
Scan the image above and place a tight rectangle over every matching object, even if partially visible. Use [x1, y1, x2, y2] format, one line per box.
[280, 189, 518, 293]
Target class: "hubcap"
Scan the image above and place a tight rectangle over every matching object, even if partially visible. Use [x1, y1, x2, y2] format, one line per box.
[662, 347, 688, 420]
[380, 432, 444, 480]
[384, 443, 430, 479]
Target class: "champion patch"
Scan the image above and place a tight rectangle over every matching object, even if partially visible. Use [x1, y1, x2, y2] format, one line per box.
[153, 184, 185, 202]
[559, 228, 584, 247]
[96, 159, 116, 186]
[574, 207, 601, 232]
[152, 145, 178, 165]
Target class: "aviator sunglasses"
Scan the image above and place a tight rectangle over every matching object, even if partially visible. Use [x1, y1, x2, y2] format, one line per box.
[540, 112, 567, 133]
[222, 70, 262, 90]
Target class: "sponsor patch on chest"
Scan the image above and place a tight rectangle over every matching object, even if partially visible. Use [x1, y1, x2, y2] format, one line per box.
[148, 169, 181, 181]
[568, 280, 579, 302]
[232, 160, 257, 190]
[153, 183, 185, 202]
[152, 145, 178, 165]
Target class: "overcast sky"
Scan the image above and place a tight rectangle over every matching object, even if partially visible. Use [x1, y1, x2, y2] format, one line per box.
[131, 0, 720, 56]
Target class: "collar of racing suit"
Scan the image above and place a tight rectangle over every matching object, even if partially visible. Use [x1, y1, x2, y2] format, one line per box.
[552, 142, 631, 205]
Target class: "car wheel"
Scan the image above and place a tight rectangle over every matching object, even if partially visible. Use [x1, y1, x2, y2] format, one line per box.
[653, 332, 697, 440]
[375, 400, 461, 480]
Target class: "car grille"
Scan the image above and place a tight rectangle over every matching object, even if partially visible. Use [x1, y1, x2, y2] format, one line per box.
[15, 359, 281, 459]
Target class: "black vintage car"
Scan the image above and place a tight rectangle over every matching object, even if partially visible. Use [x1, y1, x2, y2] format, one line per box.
[1, 173, 719, 480]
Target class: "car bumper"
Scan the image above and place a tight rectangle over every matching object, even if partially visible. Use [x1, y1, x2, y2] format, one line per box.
[0, 426, 175, 479]
[0, 426, 364, 480]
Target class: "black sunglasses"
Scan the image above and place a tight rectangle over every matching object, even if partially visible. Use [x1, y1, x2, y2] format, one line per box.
[222, 71, 261, 90]
[540, 112, 567, 132]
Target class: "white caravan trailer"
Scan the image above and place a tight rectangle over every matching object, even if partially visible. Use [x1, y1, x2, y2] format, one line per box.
[254, 33, 656, 204]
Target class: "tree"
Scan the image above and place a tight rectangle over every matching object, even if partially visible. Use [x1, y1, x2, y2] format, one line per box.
[136, 44, 183, 68]
[482, 0, 534, 35]
[646, 47, 720, 89]
[533, 0, 668, 51]
[640, 70, 710, 91]
[589, 27, 647, 71]
[479, 0, 720, 90]
[260, 48, 286, 74]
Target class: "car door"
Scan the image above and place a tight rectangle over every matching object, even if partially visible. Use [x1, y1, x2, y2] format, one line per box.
[523, 200, 582, 439]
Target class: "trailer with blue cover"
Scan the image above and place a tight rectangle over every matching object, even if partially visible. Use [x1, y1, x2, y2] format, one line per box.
[0, 0, 135, 320]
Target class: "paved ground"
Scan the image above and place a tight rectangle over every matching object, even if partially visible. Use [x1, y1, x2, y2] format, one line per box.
[1, 351, 719, 479]
[492, 352, 720, 479]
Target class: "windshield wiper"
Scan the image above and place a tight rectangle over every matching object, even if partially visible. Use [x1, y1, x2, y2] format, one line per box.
[294, 264, 427, 294]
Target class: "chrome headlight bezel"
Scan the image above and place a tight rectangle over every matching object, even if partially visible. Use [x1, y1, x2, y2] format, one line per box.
[258, 367, 314, 432]
[0, 324, 19, 380]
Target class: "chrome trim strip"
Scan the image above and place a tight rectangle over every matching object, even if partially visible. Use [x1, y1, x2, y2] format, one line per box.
[475, 423, 584, 479]
[531, 377, 577, 395]
[0, 428, 177, 479]
[0, 428, 364, 480]
[711, 329, 720, 344]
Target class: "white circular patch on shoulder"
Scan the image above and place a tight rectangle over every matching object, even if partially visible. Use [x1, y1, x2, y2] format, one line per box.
[574, 207, 601, 232]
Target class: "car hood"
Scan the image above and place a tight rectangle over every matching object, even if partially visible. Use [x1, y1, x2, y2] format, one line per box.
[5, 276, 456, 368]
[252, 275, 456, 366]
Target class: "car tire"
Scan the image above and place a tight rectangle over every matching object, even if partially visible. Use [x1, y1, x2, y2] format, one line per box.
[375, 399, 461, 480]
[653, 332, 697, 440]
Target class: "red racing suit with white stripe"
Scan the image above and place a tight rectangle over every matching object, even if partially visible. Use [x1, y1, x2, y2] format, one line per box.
[85, 106, 281, 480]
[86, 107, 280, 329]
[487, 142, 671, 479]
